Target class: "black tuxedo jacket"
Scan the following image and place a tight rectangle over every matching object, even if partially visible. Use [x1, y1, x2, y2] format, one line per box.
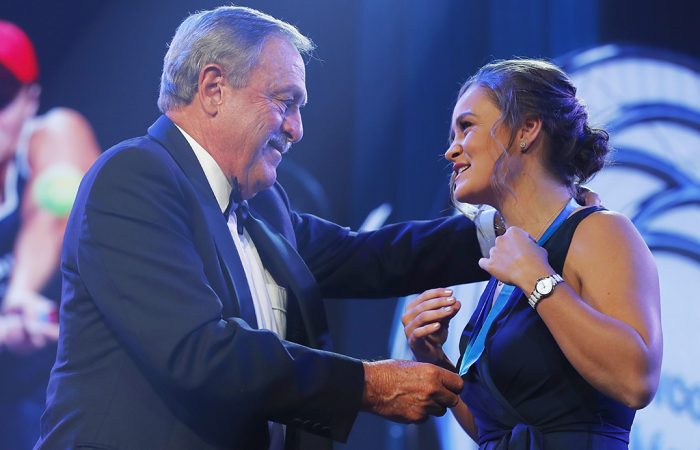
[36, 116, 486, 450]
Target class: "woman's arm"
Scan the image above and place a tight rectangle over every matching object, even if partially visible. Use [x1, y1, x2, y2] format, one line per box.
[450, 398, 479, 441]
[2, 108, 99, 352]
[402, 288, 479, 441]
[479, 210, 662, 409]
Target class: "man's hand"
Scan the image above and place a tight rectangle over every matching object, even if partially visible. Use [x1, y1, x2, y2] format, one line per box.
[576, 185, 602, 207]
[361, 360, 463, 423]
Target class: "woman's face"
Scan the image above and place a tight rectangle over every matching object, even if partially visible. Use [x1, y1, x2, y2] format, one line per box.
[445, 85, 512, 206]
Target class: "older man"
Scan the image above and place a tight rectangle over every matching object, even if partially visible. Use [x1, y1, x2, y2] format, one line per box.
[36, 7, 490, 450]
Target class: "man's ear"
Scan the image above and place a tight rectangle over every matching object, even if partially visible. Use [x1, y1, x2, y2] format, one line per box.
[518, 116, 543, 152]
[197, 64, 224, 116]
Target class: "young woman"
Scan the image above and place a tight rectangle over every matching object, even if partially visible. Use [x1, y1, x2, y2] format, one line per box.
[0, 20, 99, 449]
[402, 59, 662, 449]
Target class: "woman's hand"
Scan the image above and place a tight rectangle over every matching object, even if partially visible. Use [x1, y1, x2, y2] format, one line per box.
[0, 290, 59, 354]
[402, 288, 460, 366]
[478, 226, 554, 291]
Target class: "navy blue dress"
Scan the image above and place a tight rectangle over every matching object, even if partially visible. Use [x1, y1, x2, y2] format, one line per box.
[458, 207, 634, 449]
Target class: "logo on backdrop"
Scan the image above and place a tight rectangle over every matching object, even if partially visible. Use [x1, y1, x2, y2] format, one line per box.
[563, 45, 700, 450]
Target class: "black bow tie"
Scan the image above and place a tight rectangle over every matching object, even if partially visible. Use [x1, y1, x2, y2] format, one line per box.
[224, 178, 249, 235]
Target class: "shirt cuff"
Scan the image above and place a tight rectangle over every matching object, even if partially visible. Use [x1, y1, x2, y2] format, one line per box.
[475, 207, 497, 257]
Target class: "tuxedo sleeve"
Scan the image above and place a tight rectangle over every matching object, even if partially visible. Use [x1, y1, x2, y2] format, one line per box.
[291, 211, 489, 298]
[76, 147, 363, 441]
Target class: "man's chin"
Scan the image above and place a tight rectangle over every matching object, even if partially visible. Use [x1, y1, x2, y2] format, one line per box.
[246, 174, 277, 199]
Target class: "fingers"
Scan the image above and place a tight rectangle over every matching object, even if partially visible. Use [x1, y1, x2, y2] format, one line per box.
[422, 402, 448, 419]
[362, 360, 463, 424]
[407, 302, 461, 337]
[439, 367, 464, 393]
[575, 185, 602, 206]
[481, 226, 557, 290]
[403, 299, 460, 338]
[0, 313, 59, 353]
[32, 320, 60, 342]
[403, 290, 457, 324]
[402, 290, 461, 363]
[478, 257, 489, 272]
[585, 190, 602, 207]
[501, 226, 531, 241]
[479, 226, 538, 271]
[405, 288, 453, 313]
[402, 288, 457, 329]
[414, 299, 461, 325]
[1, 315, 34, 354]
[430, 368, 463, 412]
[409, 322, 442, 340]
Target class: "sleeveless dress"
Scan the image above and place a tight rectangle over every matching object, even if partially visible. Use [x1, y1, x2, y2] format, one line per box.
[0, 148, 28, 299]
[458, 207, 634, 449]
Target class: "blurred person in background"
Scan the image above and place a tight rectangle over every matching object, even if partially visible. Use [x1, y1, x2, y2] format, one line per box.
[0, 20, 99, 450]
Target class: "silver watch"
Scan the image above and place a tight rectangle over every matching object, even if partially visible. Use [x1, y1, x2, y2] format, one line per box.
[527, 274, 564, 309]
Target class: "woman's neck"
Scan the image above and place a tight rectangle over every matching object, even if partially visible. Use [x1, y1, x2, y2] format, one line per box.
[496, 175, 572, 240]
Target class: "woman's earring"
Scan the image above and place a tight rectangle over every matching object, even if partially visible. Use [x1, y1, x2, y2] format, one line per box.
[519, 140, 527, 152]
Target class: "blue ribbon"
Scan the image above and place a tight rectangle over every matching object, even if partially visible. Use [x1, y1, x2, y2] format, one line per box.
[459, 198, 579, 376]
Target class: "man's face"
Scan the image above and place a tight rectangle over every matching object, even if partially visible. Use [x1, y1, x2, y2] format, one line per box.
[214, 36, 307, 200]
[0, 86, 38, 165]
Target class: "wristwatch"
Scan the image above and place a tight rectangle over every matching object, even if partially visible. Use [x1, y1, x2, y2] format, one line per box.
[527, 274, 564, 309]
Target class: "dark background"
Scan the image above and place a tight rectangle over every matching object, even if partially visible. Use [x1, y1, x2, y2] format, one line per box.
[2, 0, 698, 448]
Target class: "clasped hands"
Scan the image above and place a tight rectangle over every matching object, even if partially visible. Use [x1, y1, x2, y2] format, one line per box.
[0, 290, 59, 354]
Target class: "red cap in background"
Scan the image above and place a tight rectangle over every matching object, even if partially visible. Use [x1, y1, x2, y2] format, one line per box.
[0, 20, 39, 84]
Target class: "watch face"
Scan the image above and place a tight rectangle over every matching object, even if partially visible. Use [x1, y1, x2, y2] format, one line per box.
[536, 277, 553, 295]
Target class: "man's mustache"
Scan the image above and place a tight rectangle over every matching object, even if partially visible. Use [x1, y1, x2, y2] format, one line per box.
[268, 135, 291, 154]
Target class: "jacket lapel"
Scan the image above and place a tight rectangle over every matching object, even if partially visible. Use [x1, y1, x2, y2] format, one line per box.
[146, 115, 256, 327]
[245, 213, 330, 350]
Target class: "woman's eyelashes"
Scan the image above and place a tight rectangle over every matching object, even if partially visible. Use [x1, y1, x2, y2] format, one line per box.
[450, 121, 473, 144]
[459, 120, 473, 132]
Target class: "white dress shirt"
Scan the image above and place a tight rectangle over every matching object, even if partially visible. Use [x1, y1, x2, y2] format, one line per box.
[474, 207, 499, 257]
[175, 125, 496, 450]
[176, 125, 286, 449]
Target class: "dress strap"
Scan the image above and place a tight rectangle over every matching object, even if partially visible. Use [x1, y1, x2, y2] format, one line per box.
[544, 206, 606, 274]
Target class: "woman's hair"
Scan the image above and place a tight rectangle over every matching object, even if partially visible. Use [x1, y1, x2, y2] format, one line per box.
[456, 58, 610, 196]
[0, 64, 22, 110]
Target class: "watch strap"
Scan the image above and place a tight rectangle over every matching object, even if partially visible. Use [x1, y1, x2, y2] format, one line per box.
[527, 273, 564, 309]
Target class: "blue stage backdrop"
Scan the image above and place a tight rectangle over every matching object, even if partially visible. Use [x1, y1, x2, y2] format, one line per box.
[1, 1, 698, 449]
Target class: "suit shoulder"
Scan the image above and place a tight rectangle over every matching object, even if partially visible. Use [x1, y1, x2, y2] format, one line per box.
[80, 136, 184, 204]
[92, 136, 177, 177]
